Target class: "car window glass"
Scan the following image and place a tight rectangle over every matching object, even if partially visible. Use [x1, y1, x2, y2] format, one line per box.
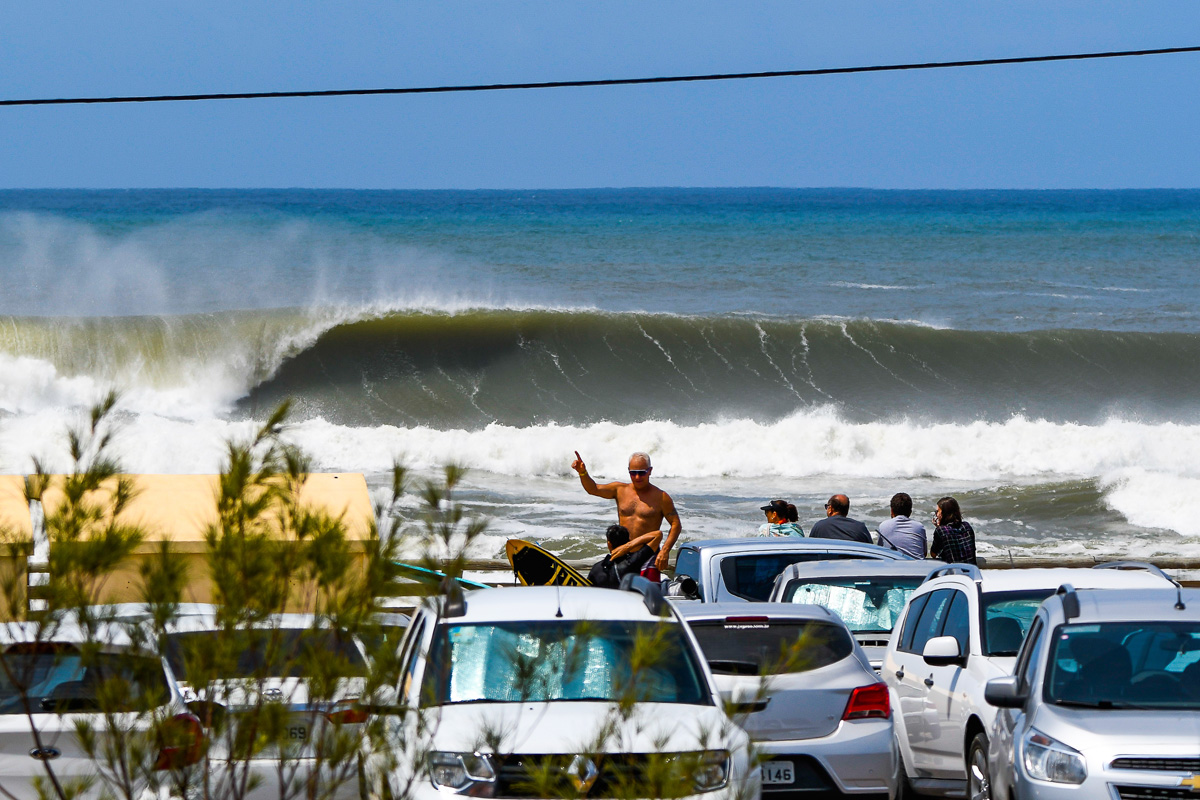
[421, 620, 710, 707]
[1016, 616, 1044, 692]
[981, 590, 1055, 656]
[675, 549, 702, 596]
[783, 577, 922, 633]
[910, 589, 953, 654]
[166, 628, 367, 680]
[0, 646, 168, 715]
[1044, 621, 1200, 709]
[720, 552, 879, 602]
[898, 592, 932, 653]
[688, 619, 853, 675]
[940, 591, 971, 655]
[400, 618, 427, 699]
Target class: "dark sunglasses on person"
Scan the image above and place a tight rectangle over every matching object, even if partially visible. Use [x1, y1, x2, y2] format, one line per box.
[629, 469, 649, 477]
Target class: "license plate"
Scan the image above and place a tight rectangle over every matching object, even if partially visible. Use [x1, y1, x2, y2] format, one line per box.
[762, 761, 794, 785]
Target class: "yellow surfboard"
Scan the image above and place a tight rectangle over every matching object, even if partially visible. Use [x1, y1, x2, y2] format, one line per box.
[505, 539, 591, 587]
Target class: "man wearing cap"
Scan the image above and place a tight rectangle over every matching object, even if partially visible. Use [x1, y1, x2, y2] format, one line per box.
[758, 500, 804, 537]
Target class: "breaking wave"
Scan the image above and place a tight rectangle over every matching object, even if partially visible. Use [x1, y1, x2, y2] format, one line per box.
[5, 307, 1200, 426]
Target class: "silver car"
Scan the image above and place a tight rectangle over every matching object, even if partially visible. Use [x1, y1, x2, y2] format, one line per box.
[673, 538, 913, 604]
[678, 602, 896, 800]
[769, 560, 934, 670]
[985, 585, 1200, 800]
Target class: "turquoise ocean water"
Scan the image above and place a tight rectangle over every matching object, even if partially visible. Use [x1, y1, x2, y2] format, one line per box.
[2, 188, 1198, 560]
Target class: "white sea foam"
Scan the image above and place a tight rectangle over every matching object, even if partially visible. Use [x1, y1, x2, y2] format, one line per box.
[6, 401, 1200, 547]
[829, 281, 913, 291]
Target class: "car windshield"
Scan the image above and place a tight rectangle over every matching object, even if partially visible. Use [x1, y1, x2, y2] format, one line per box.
[166, 629, 367, 680]
[1045, 621, 1200, 709]
[687, 618, 854, 675]
[0, 645, 168, 715]
[982, 589, 1056, 656]
[422, 620, 711, 706]
[782, 577, 921, 633]
[721, 553, 868, 601]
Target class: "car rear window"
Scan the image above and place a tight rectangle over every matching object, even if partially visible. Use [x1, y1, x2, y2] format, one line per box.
[782, 577, 921, 633]
[0, 645, 168, 714]
[720, 553, 868, 601]
[687, 618, 854, 675]
[167, 629, 367, 680]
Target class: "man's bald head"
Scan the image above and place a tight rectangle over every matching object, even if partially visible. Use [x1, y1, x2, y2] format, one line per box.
[827, 494, 850, 516]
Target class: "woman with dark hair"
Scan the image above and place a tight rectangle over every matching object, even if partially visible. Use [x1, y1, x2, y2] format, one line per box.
[930, 496, 977, 565]
[758, 499, 804, 537]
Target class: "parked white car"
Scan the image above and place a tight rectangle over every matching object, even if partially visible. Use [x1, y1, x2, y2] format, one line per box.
[678, 602, 896, 800]
[0, 619, 202, 800]
[985, 584, 1200, 800]
[882, 562, 1175, 798]
[162, 611, 369, 800]
[365, 581, 759, 800]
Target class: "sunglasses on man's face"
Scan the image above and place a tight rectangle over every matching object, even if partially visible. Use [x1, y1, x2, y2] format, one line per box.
[629, 469, 649, 477]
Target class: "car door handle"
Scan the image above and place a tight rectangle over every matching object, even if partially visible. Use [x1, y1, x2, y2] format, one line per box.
[895, 668, 905, 679]
[924, 677, 935, 687]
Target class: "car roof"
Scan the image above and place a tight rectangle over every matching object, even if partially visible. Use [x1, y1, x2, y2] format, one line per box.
[675, 601, 842, 624]
[163, 611, 325, 633]
[427, 586, 675, 624]
[0, 618, 142, 651]
[962, 567, 1174, 593]
[1059, 587, 1200, 622]
[679, 537, 910, 559]
[776, 558, 934, 582]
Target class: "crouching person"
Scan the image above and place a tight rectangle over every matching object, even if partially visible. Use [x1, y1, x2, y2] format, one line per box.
[588, 524, 662, 588]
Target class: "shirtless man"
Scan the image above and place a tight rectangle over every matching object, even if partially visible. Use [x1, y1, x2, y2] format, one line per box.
[571, 450, 682, 572]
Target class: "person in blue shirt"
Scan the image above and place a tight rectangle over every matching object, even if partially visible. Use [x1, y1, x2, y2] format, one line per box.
[758, 499, 804, 537]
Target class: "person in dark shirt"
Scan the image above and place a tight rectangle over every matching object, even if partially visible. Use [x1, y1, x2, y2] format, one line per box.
[809, 494, 872, 544]
[587, 524, 661, 588]
[929, 496, 977, 565]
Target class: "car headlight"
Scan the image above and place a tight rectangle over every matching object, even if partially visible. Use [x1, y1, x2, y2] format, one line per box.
[1022, 729, 1086, 785]
[694, 750, 730, 793]
[428, 751, 496, 794]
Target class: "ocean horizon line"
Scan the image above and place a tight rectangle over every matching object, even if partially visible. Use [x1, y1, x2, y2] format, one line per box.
[5, 185, 1200, 193]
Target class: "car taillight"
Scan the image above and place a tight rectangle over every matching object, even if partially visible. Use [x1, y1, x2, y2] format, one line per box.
[154, 712, 205, 770]
[324, 702, 369, 725]
[842, 683, 890, 720]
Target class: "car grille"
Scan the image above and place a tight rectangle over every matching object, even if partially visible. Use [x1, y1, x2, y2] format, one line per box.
[492, 754, 705, 799]
[1114, 786, 1200, 800]
[1111, 758, 1200, 772]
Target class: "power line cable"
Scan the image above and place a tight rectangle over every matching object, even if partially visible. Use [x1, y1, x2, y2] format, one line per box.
[2, 44, 1199, 108]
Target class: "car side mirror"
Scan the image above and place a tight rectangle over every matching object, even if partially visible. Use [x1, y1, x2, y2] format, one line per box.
[922, 635, 964, 666]
[984, 676, 1028, 708]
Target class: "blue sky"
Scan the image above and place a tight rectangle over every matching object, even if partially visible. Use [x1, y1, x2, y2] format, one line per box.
[2, 1, 1198, 189]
